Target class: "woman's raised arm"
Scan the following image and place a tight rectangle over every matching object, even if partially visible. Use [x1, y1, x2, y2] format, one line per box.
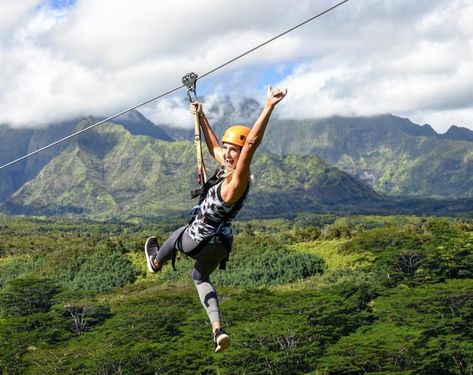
[220, 87, 287, 204]
[234, 87, 287, 180]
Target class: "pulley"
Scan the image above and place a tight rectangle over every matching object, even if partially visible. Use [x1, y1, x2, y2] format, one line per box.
[182, 72, 198, 102]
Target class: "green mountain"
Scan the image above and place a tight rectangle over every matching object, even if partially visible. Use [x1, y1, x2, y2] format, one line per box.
[261, 115, 473, 197]
[159, 97, 473, 198]
[2, 108, 473, 218]
[1, 122, 385, 219]
[444, 125, 473, 142]
[0, 119, 79, 203]
[0, 112, 172, 204]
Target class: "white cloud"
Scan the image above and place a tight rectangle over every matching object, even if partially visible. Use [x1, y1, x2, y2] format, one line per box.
[0, 1, 41, 35]
[0, 0, 472, 133]
[408, 108, 473, 134]
[141, 97, 191, 129]
[275, 0, 473, 131]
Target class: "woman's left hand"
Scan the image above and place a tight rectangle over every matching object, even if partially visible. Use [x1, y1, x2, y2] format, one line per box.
[266, 86, 287, 108]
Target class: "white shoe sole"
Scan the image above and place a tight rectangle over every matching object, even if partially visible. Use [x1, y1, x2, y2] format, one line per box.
[144, 237, 159, 273]
[215, 333, 230, 353]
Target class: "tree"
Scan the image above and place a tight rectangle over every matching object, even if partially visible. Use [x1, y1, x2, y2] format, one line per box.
[0, 278, 59, 317]
[63, 303, 111, 335]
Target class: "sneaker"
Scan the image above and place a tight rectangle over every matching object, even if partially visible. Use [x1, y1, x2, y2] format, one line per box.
[144, 237, 162, 273]
[213, 328, 230, 353]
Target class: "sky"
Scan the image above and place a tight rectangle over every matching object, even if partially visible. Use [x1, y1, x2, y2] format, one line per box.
[0, 0, 472, 133]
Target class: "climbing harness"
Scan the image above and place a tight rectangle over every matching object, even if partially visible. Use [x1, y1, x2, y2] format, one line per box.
[170, 167, 250, 271]
[190, 167, 226, 203]
[183, 72, 208, 188]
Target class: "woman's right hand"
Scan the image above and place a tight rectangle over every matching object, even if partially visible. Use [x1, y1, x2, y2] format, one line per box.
[190, 101, 204, 116]
[265, 86, 287, 108]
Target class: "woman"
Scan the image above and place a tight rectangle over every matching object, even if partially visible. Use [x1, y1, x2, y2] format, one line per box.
[145, 86, 287, 352]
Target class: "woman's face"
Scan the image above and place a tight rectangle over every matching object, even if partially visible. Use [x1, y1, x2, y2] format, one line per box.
[222, 142, 241, 169]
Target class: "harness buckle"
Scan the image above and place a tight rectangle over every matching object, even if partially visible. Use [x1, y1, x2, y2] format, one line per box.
[189, 205, 200, 218]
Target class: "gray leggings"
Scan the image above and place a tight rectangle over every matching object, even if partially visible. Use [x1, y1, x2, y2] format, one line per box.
[156, 226, 231, 324]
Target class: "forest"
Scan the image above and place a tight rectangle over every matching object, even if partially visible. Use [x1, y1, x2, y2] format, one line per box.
[0, 213, 472, 374]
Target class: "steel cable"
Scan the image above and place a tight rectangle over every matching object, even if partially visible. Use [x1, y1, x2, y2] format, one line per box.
[0, 0, 350, 171]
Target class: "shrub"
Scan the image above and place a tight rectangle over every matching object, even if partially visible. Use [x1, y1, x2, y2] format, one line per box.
[155, 240, 325, 288]
[321, 218, 352, 240]
[341, 219, 473, 288]
[292, 225, 321, 241]
[0, 278, 60, 317]
[56, 248, 139, 292]
[57, 302, 112, 336]
[0, 257, 38, 290]
[215, 245, 325, 287]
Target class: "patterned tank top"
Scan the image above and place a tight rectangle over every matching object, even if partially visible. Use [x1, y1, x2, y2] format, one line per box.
[187, 180, 249, 242]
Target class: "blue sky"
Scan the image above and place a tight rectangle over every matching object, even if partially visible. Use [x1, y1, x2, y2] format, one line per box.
[1, 0, 472, 133]
[47, 0, 75, 9]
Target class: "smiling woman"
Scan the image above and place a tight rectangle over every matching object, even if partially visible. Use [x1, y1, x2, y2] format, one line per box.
[144, 86, 287, 353]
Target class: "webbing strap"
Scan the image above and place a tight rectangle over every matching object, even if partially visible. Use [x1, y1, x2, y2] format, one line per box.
[193, 111, 207, 184]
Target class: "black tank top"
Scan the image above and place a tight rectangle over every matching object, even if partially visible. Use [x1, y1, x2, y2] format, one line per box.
[188, 180, 249, 241]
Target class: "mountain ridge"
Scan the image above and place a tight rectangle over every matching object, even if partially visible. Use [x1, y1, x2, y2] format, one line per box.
[261, 114, 473, 197]
[1, 122, 387, 218]
[0, 112, 172, 204]
[1, 106, 472, 218]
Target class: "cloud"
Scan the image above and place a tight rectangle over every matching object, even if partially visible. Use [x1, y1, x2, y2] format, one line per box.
[141, 97, 191, 129]
[275, 0, 473, 131]
[0, 0, 308, 126]
[409, 108, 473, 134]
[141, 92, 262, 130]
[0, 0, 472, 133]
[0, 1, 42, 35]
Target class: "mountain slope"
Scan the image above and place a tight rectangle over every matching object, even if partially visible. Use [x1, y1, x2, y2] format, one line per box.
[444, 125, 473, 142]
[154, 96, 473, 198]
[1, 122, 384, 218]
[0, 112, 172, 204]
[2, 107, 473, 216]
[262, 115, 473, 197]
[104, 110, 173, 141]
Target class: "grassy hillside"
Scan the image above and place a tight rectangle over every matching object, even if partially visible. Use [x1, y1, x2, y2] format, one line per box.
[0, 214, 472, 374]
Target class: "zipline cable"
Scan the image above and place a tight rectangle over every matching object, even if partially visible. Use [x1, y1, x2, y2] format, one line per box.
[0, 86, 184, 171]
[0, 0, 350, 171]
[198, 0, 350, 81]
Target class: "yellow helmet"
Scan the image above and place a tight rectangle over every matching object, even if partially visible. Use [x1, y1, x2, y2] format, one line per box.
[221, 125, 251, 147]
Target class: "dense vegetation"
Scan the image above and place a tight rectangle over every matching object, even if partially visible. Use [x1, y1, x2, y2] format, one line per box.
[0, 214, 472, 374]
